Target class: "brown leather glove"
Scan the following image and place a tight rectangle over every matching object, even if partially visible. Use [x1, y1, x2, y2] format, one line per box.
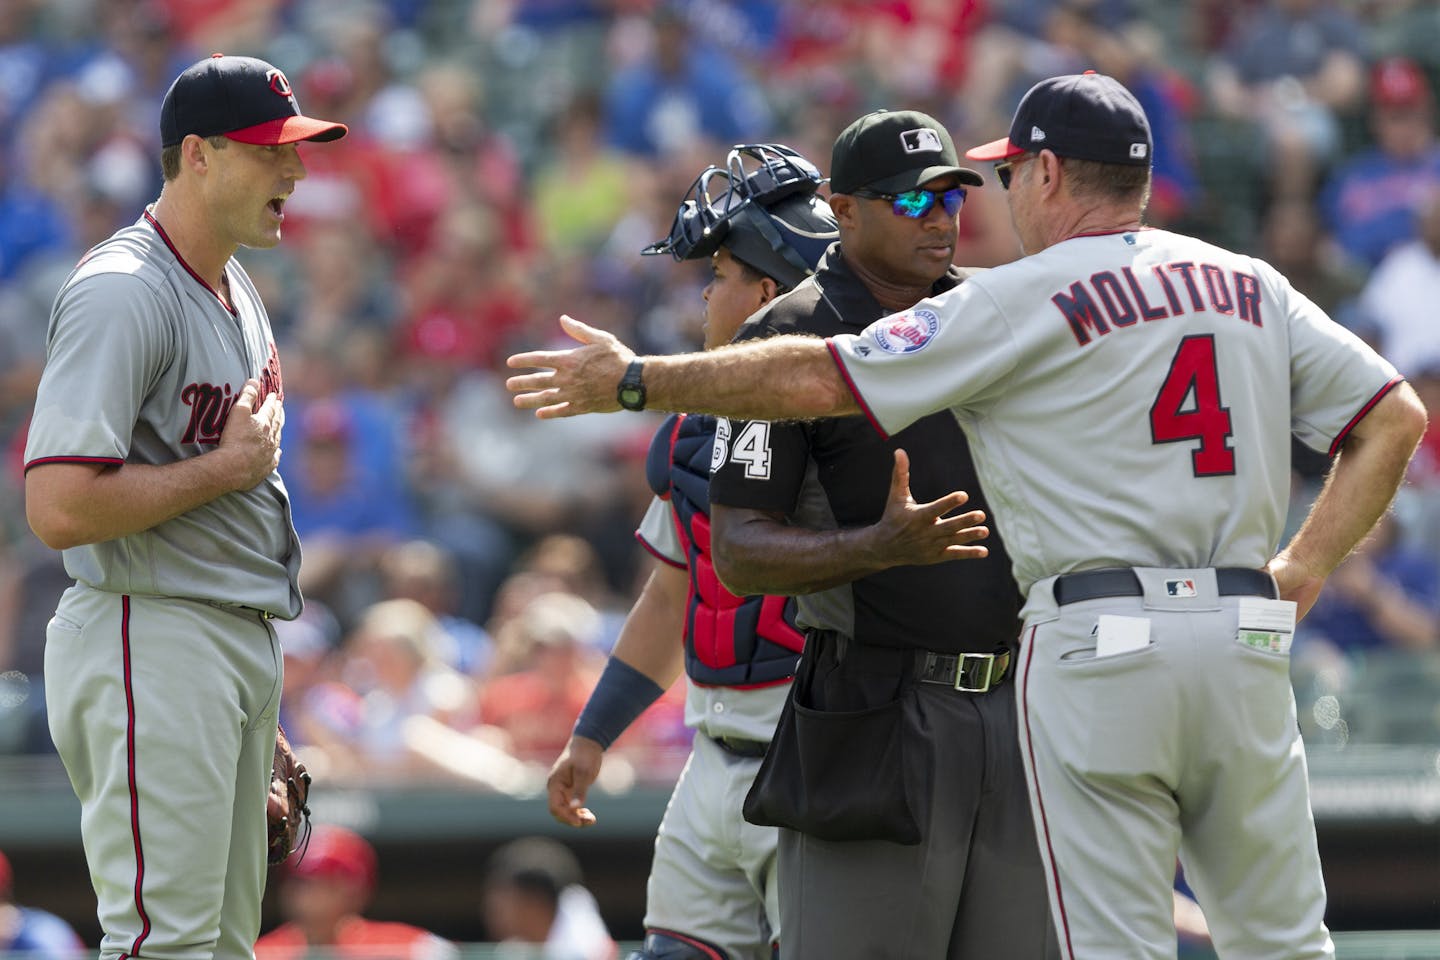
[267, 723, 312, 865]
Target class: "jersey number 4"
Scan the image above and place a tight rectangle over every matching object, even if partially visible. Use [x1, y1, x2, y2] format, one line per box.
[1149, 334, 1236, 477]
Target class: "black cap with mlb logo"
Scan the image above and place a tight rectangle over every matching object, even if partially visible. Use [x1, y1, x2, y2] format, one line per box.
[160, 54, 348, 148]
[966, 71, 1151, 166]
[830, 109, 984, 195]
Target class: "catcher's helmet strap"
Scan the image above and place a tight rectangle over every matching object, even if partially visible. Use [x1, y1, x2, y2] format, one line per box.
[739, 205, 814, 284]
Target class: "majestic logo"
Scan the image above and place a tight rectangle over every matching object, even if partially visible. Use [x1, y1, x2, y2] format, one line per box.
[1130, 142, 1148, 159]
[267, 68, 293, 98]
[900, 128, 943, 154]
[872, 308, 940, 354]
[1165, 579, 1197, 598]
[1030, 125, 1047, 142]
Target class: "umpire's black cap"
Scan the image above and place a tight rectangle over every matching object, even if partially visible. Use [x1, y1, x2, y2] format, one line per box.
[967, 71, 1151, 166]
[830, 109, 984, 195]
[161, 54, 348, 148]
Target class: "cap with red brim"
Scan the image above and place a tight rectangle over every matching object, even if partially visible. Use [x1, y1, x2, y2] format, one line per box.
[964, 72, 1152, 167]
[226, 115, 348, 146]
[161, 54, 348, 148]
[965, 138, 1026, 162]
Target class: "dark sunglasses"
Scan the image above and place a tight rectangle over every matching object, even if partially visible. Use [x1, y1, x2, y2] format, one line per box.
[993, 154, 1034, 191]
[852, 186, 966, 219]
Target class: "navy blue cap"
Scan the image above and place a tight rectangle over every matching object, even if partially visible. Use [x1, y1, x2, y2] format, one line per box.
[967, 72, 1151, 166]
[160, 54, 347, 148]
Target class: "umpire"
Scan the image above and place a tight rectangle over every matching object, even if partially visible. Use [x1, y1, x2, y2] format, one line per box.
[709, 111, 1058, 958]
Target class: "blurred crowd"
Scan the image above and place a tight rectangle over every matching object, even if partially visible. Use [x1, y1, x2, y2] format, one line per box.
[0, 0, 1439, 781]
[2, 827, 625, 957]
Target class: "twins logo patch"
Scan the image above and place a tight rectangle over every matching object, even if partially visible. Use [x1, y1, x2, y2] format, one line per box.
[1165, 579, 1197, 598]
[267, 68, 293, 97]
[872, 308, 940, 354]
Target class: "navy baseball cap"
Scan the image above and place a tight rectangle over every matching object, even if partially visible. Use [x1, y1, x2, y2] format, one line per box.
[966, 72, 1151, 166]
[830, 109, 984, 195]
[160, 54, 348, 148]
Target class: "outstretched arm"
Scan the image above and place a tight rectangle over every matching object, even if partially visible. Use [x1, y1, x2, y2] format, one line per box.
[712, 449, 989, 596]
[1268, 382, 1427, 620]
[507, 315, 855, 421]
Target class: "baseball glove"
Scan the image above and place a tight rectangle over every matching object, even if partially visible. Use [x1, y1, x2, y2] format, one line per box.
[267, 723, 312, 865]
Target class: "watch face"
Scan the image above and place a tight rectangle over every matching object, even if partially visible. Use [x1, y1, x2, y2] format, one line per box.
[619, 385, 645, 409]
[618, 360, 645, 410]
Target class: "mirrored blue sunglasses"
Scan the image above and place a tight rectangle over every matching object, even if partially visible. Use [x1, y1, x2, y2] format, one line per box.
[853, 186, 967, 219]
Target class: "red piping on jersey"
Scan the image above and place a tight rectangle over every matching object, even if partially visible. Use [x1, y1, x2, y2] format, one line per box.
[142, 210, 237, 317]
[634, 530, 687, 570]
[825, 339, 890, 439]
[669, 414, 686, 461]
[120, 595, 153, 960]
[23, 454, 125, 473]
[1328, 375, 1403, 458]
[647, 929, 727, 960]
[1020, 624, 1076, 959]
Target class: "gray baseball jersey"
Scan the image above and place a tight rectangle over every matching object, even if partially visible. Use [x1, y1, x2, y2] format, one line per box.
[826, 226, 1399, 959]
[828, 228, 1398, 594]
[25, 210, 302, 618]
[27, 208, 296, 960]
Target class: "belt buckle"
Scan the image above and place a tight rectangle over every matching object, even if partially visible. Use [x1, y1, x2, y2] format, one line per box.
[954, 652, 996, 693]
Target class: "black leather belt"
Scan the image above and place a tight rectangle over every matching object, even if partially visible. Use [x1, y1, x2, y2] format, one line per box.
[916, 649, 1010, 692]
[814, 631, 1011, 693]
[1053, 567, 1277, 606]
[710, 734, 769, 758]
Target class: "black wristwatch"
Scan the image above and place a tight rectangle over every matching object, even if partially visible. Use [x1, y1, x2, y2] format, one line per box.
[617, 359, 647, 411]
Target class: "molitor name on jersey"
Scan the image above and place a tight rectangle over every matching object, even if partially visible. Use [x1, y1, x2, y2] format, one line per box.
[1052, 260, 1263, 347]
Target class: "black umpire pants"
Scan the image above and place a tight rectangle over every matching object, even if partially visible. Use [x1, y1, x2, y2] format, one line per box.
[776, 632, 1058, 960]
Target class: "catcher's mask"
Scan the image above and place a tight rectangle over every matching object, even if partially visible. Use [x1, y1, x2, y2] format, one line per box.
[643, 143, 839, 289]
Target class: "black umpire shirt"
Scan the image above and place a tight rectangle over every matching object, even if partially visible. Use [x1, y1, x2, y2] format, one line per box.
[709, 244, 1022, 654]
